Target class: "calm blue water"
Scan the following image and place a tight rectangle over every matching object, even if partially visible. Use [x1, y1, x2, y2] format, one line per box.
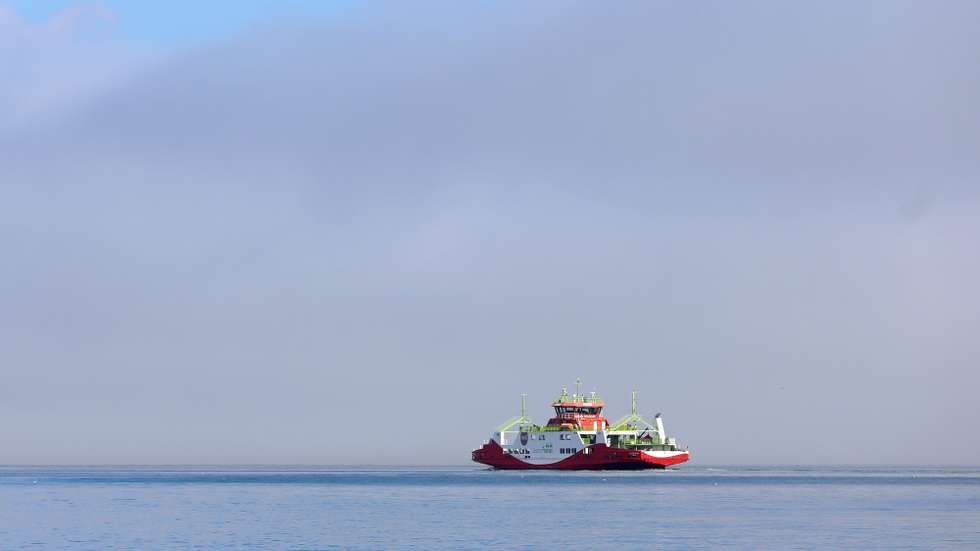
[1, 465, 978, 550]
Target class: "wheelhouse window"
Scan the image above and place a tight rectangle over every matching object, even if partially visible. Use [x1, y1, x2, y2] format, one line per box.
[556, 406, 602, 415]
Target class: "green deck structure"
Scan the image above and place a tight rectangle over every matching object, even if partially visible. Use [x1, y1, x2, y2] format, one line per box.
[495, 387, 673, 451]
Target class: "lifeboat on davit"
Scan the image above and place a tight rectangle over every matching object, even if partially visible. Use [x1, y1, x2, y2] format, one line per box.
[471, 380, 690, 470]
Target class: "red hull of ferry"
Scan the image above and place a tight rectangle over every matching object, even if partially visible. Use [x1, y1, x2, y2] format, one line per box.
[472, 440, 689, 470]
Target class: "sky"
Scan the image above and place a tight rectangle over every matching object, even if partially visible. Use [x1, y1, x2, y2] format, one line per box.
[6, 0, 357, 45]
[1, 1, 978, 465]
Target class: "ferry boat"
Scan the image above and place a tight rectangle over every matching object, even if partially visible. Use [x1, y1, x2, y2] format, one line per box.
[471, 381, 689, 470]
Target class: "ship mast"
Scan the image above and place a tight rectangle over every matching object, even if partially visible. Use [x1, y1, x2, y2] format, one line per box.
[495, 392, 535, 432]
[609, 389, 658, 438]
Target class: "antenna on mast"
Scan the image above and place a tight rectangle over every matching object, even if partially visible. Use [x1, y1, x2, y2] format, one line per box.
[575, 378, 582, 400]
[631, 390, 637, 415]
[521, 393, 527, 417]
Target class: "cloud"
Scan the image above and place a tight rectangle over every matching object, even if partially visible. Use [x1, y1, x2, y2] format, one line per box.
[0, 2, 143, 131]
[1, 1, 979, 464]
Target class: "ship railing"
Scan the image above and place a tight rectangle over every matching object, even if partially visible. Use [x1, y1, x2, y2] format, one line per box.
[532, 425, 570, 432]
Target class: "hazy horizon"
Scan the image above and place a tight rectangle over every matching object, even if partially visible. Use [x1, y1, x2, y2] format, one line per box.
[2, 1, 979, 466]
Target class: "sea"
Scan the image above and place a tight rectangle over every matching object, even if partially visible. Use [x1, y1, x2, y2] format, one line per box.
[1, 465, 977, 550]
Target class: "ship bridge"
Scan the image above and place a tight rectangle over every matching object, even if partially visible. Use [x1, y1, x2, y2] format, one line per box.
[546, 380, 609, 431]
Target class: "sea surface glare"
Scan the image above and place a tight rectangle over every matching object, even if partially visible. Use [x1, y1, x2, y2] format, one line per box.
[1, 465, 978, 550]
